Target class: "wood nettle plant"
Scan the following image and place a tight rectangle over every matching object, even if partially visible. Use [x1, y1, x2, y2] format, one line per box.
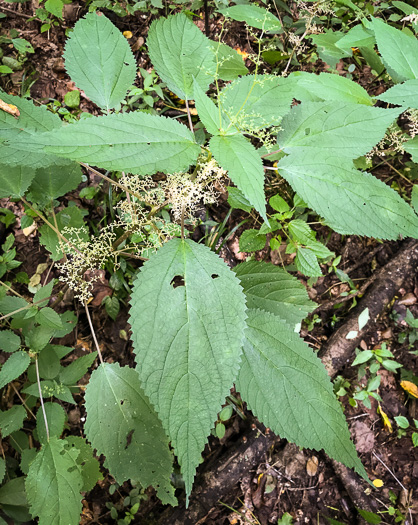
[1, 7, 418, 523]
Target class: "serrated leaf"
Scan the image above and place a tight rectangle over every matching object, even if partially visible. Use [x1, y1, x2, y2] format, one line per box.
[64, 13, 136, 111]
[0, 329, 21, 352]
[26, 437, 83, 525]
[58, 351, 97, 386]
[64, 436, 102, 492]
[234, 260, 315, 325]
[405, 136, 418, 163]
[238, 229, 266, 252]
[372, 17, 418, 81]
[210, 134, 267, 222]
[0, 477, 28, 507]
[295, 248, 322, 277]
[379, 79, 418, 108]
[33, 281, 54, 308]
[335, 24, 375, 51]
[147, 13, 216, 100]
[0, 165, 36, 199]
[277, 102, 401, 158]
[36, 307, 63, 329]
[193, 80, 229, 135]
[219, 74, 294, 131]
[84, 363, 176, 505]
[277, 154, 418, 239]
[227, 186, 254, 212]
[237, 309, 368, 480]
[289, 72, 373, 105]
[45, 0, 64, 19]
[214, 42, 248, 81]
[0, 351, 30, 389]
[310, 31, 352, 69]
[219, 5, 282, 33]
[0, 92, 70, 169]
[129, 238, 247, 498]
[38, 345, 61, 379]
[36, 402, 66, 444]
[10, 112, 200, 176]
[27, 163, 82, 207]
[0, 405, 26, 437]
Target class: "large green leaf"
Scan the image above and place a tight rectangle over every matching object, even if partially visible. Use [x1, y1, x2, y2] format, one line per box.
[335, 23, 375, 51]
[372, 17, 418, 81]
[64, 13, 136, 111]
[219, 5, 282, 33]
[27, 163, 82, 206]
[147, 13, 216, 100]
[26, 437, 83, 525]
[129, 239, 247, 499]
[193, 80, 229, 135]
[277, 102, 401, 158]
[210, 134, 267, 222]
[277, 153, 418, 239]
[8, 112, 200, 175]
[214, 42, 248, 81]
[237, 309, 368, 480]
[379, 79, 418, 108]
[289, 72, 373, 105]
[0, 92, 69, 168]
[234, 260, 315, 325]
[219, 74, 294, 131]
[0, 165, 35, 198]
[84, 363, 176, 505]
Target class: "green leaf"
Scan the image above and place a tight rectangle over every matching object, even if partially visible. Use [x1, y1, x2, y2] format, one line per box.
[0, 296, 28, 317]
[210, 134, 267, 221]
[269, 194, 289, 212]
[219, 74, 294, 131]
[0, 458, 5, 483]
[193, 80, 228, 135]
[335, 24, 375, 51]
[0, 92, 69, 169]
[277, 102, 401, 158]
[219, 5, 282, 33]
[0, 165, 36, 198]
[277, 154, 418, 239]
[39, 206, 88, 261]
[238, 229, 266, 252]
[129, 239, 247, 499]
[372, 17, 418, 81]
[58, 351, 97, 386]
[405, 136, 418, 162]
[36, 307, 63, 329]
[64, 436, 102, 492]
[33, 281, 54, 308]
[84, 363, 176, 505]
[147, 13, 216, 100]
[227, 186, 253, 212]
[310, 31, 352, 69]
[0, 351, 30, 389]
[214, 42, 248, 81]
[26, 437, 83, 525]
[36, 402, 66, 444]
[237, 309, 368, 481]
[0, 405, 26, 437]
[38, 345, 62, 379]
[412, 184, 418, 214]
[379, 79, 418, 108]
[27, 163, 82, 207]
[0, 329, 21, 352]
[352, 350, 374, 366]
[234, 260, 315, 325]
[13, 112, 200, 176]
[357, 508, 381, 524]
[104, 296, 119, 321]
[295, 248, 322, 277]
[45, 0, 63, 18]
[394, 415, 410, 429]
[64, 90, 80, 109]
[0, 477, 28, 507]
[289, 72, 373, 105]
[25, 324, 56, 352]
[64, 13, 136, 111]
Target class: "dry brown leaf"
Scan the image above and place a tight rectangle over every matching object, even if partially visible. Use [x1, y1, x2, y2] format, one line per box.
[306, 456, 318, 476]
[352, 421, 375, 453]
[0, 98, 20, 118]
[398, 293, 417, 306]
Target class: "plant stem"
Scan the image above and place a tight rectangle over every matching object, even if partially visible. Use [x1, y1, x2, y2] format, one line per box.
[84, 301, 104, 365]
[35, 355, 49, 442]
[185, 100, 194, 133]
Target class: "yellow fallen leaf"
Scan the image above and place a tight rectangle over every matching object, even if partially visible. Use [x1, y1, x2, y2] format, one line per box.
[123, 30, 133, 39]
[373, 479, 384, 488]
[0, 98, 20, 118]
[377, 404, 392, 432]
[400, 380, 418, 398]
[235, 47, 249, 61]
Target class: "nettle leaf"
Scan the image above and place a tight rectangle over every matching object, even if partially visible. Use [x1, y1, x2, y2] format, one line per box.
[12, 112, 200, 176]
[289, 72, 373, 105]
[214, 42, 248, 81]
[405, 136, 418, 162]
[277, 102, 401, 158]
[219, 74, 294, 131]
[0, 92, 69, 169]
[310, 31, 352, 69]
[0, 351, 30, 389]
[84, 363, 176, 505]
[64, 436, 102, 493]
[210, 134, 267, 222]
[64, 13, 136, 111]
[147, 13, 216, 100]
[0, 165, 36, 199]
[335, 24, 375, 51]
[372, 17, 418, 81]
[193, 80, 229, 135]
[295, 248, 322, 277]
[239, 229, 266, 252]
[27, 163, 82, 207]
[379, 79, 418, 108]
[36, 402, 66, 444]
[129, 239, 247, 499]
[219, 5, 282, 33]
[26, 437, 83, 525]
[237, 309, 368, 480]
[277, 153, 418, 239]
[0, 405, 26, 437]
[234, 260, 315, 325]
